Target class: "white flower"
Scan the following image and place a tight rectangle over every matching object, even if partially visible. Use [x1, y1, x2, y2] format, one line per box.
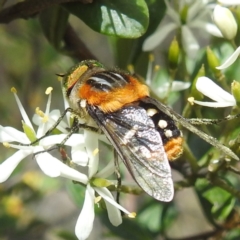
[189, 76, 236, 107]
[40, 127, 132, 240]
[146, 55, 190, 97]
[205, 22, 223, 38]
[212, 5, 237, 40]
[0, 88, 131, 240]
[216, 46, 240, 70]
[209, 4, 239, 70]
[143, 0, 214, 58]
[72, 131, 132, 240]
[155, 81, 191, 97]
[217, 0, 240, 6]
[35, 131, 131, 240]
[0, 87, 73, 182]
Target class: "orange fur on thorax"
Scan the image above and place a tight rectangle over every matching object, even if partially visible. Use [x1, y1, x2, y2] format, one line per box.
[79, 76, 149, 113]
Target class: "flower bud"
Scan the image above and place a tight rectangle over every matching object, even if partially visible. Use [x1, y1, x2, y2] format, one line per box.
[190, 65, 205, 100]
[231, 80, 240, 106]
[208, 159, 223, 172]
[168, 37, 180, 70]
[206, 47, 221, 77]
[213, 6, 237, 40]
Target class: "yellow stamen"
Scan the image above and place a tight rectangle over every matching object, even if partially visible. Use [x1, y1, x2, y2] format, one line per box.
[154, 65, 160, 72]
[127, 64, 134, 74]
[94, 196, 102, 204]
[42, 115, 49, 123]
[3, 142, 10, 148]
[45, 87, 53, 95]
[35, 107, 45, 118]
[11, 87, 17, 93]
[149, 53, 154, 62]
[93, 148, 99, 156]
[128, 212, 136, 218]
[188, 97, 195, 105]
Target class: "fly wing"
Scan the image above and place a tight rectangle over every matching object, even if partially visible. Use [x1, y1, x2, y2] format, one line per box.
[87, 104, 174, 202]
[142, 97, 239, 161]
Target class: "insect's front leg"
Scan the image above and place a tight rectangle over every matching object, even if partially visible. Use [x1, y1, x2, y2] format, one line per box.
[113, 149, 122, 205]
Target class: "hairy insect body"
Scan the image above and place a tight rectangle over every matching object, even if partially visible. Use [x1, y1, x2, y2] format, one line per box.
[63, 60, 183, 201]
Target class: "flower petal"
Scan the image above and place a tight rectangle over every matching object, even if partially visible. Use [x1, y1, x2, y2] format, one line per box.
[0, 126, 30, 144]
[34, 146, 88, 183]
[75, 185, 95, 240]
[98, 134, 110, 144]
[187, 1, 208, 22]
[39, 133, 84, 147]
[47, 110, 70, 133]
[61, 87, 72, 127]
[95, 187, 122, 226]
[71, 145, 89, 166]
[142, 22, 178, 51]
[94, 160, 115, 178]
[217, 0, 240, 6]
[95, 187, 130, 216]
[64, 134, 85, 146]
[40, 134, 84, 147]
[193, 100, 236, 108]
[0, 149, 32, 182]
[36, 91, 53, 137]
[49, 109, 69, 128]
[84, 131, 99, 178]
[156, 81, 191, 95]
[33, 110, 69, 136]
[165, 0, 180, 24]
[205, 23, 223, 38]
[181, 25, 200, 58]
[44, 89, 52, 116]
[39, 134, 68, 147]
[12, 91, 34, 130]
[213, 5, 237, 40]
[196, 77, 236, 104]
[216, 46, 240, 69]
[34, 149, 63, 177]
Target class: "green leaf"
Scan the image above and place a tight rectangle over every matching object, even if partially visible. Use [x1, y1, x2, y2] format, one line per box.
[57, 230, 77, 240]
[224, 228, 240, 240]
[63, 0, 149, 38]
[203, 186, 235, 221]
[144, 0, 166, 37]
[138, 202, 162, 232]
[129, 0, 167, 64]
[195, 179, 224, 227]
[196, 179, 235, 222]
[39, 5, 69, 50]
[109, 0, 166, 66]
[100, 212, 154, 240]
[138, 201, 176, 232]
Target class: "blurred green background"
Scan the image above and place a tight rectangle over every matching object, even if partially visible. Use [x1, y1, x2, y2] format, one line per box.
[1, 1, 240, 240]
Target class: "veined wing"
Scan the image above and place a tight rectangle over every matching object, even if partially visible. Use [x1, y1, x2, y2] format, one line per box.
[87, 104, 174, 202]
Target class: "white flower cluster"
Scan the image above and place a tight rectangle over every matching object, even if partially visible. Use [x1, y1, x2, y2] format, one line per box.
[0, 87, 131, 240]
[142, 0, 240, 108]
[190, 1, 240, 108]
